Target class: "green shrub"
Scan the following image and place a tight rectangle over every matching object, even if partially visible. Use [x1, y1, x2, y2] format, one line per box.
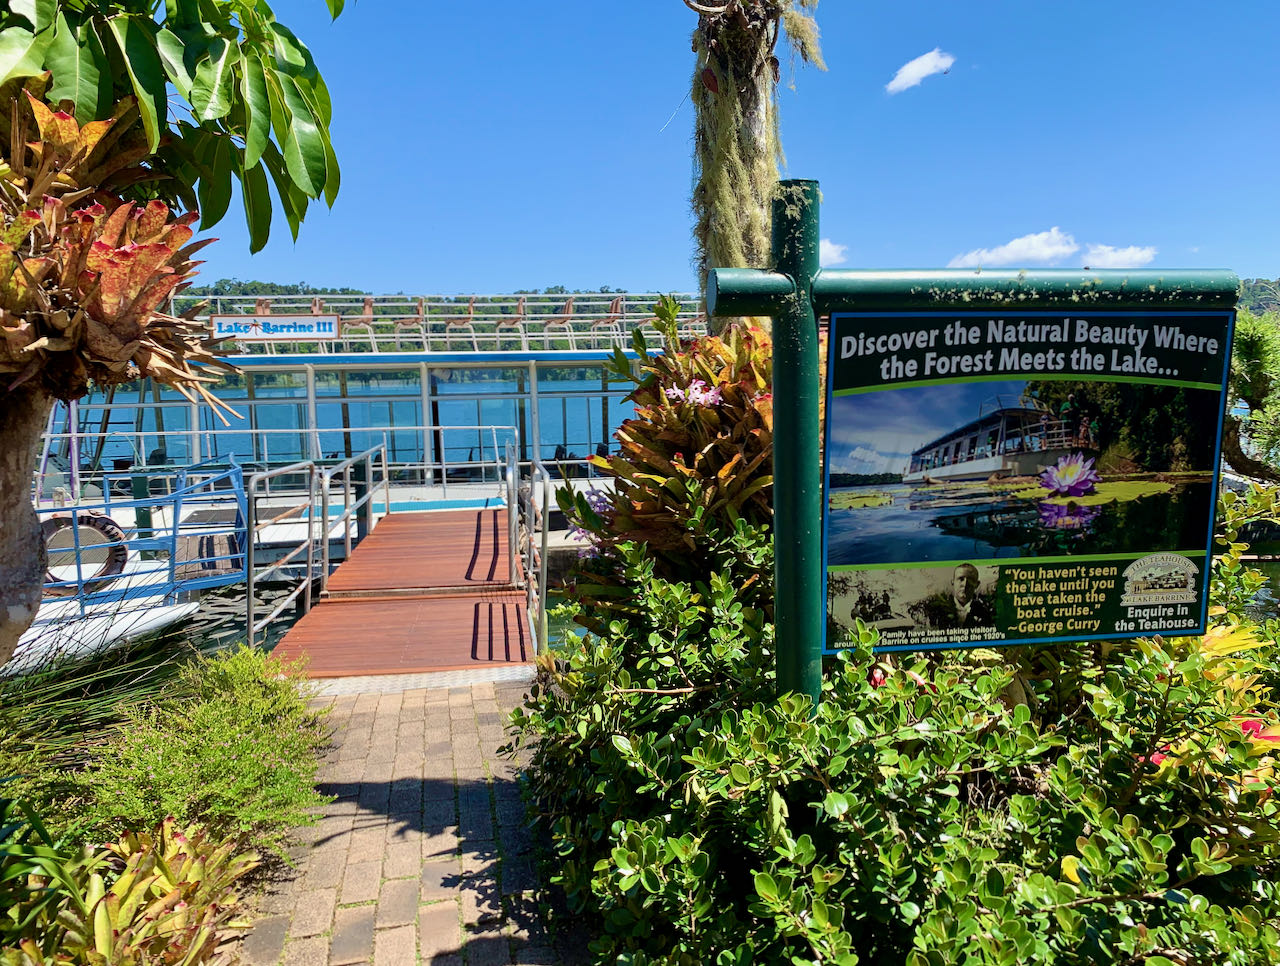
[71, 646, 330, 858]
[514, 489, 1280, 964]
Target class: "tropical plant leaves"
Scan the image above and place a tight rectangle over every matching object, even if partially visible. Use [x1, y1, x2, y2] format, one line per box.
[45, 12, 109, 123]
[239, 51, 270, 169]
[240, 158, 271, 254]
[190, 36, 235, 121]
[104, 15, 166, 151]
[5, 0, 343, 249]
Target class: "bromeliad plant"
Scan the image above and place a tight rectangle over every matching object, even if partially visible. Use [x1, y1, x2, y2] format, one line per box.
[558, 296, 775, 621]
[0, 82, 234, 408]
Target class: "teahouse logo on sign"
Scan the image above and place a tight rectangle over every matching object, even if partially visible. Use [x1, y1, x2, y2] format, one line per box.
[1120, 553, 1199, 608]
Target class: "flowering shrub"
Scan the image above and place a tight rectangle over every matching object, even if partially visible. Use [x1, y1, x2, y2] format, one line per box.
[515, 487, 1280, 964]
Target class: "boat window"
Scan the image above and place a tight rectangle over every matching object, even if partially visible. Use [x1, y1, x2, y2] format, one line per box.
[315, 368, 420, 396]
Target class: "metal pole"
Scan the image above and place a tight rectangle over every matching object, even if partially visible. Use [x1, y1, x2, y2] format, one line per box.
[771, 180, 823, 707]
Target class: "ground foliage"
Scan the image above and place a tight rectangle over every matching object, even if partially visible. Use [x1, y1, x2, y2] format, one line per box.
[512, 483, 1280, 964]
[0, 644, 329, 860]
[0, 801, 258, 965]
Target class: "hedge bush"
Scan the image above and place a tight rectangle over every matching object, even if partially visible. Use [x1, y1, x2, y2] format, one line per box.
[512, 490, 1280, 964]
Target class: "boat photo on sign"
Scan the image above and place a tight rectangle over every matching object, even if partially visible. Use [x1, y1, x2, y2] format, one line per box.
[822, 310, 1234, 653]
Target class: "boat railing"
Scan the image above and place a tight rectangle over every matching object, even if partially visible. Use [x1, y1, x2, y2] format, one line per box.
[505, 440, 520, 587]
[245, 460, 321, 647]
[35, 457, 248, 617]
[185, 292, 708, 356]
[41, 423, 523, 502]
[320, 442, 393, 593]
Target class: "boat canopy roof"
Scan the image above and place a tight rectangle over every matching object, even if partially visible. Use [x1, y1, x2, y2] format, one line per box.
[909, 405, 1047, 458]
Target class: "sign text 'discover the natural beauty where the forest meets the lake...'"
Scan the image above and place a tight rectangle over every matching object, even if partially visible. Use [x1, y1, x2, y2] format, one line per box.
[823, 311, 1233, 653]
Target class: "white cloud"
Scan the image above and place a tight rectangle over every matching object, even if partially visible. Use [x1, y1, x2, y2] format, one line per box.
[886, 48, 955, 94]
[947, 227, 1079, 268]
[819, 238, 848, 267]
[1083, 243, 1157, 269]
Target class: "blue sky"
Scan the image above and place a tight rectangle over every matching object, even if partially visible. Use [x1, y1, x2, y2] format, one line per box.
[198, 2, 1280, 293]
[828, 381, 1029, 475]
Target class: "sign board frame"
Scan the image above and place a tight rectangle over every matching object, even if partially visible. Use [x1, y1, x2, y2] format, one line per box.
[821, 308, 1234, 654]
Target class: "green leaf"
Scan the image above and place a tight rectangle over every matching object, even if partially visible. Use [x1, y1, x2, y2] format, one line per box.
[239, 51, 270, 169]
[0, 9, 53, 86]
[155, 27, 194, 100]
[191, 35, 235, 121]
[274, 71, 326, 197]
[900, 901, 921, 921]
[611, 735, 633, 755]
[269, 22, 316, 77]
[105, 15, 166, 151]
[323, 0, 345, 19]
[753, 872, 777, 902]
[240, 158, 271, 253]
[45, 12, 109, 122]
[260, 141, 308, 241]
[197, 135, 232, 229]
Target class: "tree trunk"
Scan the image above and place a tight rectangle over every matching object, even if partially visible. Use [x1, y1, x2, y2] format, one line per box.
[691, 7, 781, 330]
[0, 384, 52, 667]
[1221, 415, 1280, 484]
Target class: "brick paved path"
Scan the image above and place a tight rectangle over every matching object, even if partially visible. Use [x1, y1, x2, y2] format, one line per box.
[235, 675, 589, 966]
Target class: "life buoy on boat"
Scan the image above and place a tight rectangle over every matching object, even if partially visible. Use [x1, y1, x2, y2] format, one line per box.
[41, 513, 129, 596]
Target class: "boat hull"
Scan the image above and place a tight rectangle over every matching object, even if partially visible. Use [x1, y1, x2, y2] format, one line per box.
[903, 447, 1081, 483]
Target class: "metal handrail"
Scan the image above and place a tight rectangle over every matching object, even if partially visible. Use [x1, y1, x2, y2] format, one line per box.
[320, 441, 392, 592]
[246, 460, 319, 646]
[528, 458, 553, 654]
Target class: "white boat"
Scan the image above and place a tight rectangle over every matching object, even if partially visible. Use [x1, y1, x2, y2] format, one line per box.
[8, 459, 248, 674]
[902, 395, 1088, 484]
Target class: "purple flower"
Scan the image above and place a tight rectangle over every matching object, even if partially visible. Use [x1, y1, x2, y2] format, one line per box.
[1039, 452, 1100, 496]
[1037, 501, 1101, 531]
[664, 379, 723, 406]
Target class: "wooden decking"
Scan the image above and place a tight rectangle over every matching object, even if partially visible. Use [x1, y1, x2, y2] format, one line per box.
[274, 509, 531, 677]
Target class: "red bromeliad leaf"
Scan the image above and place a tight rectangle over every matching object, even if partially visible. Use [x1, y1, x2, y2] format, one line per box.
[123, 271, 184, 325]
[133, 200, 170, 241]
[125, 243, 177, 300]
[98, 202, 134, 248]
[74, 118, 117, 160]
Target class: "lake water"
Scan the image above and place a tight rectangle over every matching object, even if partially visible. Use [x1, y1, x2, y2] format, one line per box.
[827, 479, 1216, 566]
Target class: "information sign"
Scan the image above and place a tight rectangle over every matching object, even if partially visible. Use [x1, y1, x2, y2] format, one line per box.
[823, 310, 1234, 652]
[210, 315, 339, 342]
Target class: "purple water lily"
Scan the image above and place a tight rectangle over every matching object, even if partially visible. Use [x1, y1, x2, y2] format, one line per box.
[1037, 501, 1101, 532]
[1039, 452, 1100, 497]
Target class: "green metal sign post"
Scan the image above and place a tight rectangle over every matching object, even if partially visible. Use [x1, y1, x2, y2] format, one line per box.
[707, 178, 1238, 708]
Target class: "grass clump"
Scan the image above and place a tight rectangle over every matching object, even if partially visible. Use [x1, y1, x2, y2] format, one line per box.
[70, 645, 330, 858]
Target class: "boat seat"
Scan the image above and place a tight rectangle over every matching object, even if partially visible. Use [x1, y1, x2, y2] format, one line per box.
[439, 296, 478, 352]
[540, 296, 576, 350]
[341, 297, 379, 351]
[589, 295, 625, 349]
[392, 297, 428, 350]
[494, 296, 528, 350]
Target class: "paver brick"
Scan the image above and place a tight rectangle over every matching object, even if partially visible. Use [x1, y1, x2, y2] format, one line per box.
[289, 888, 337, 939]
[340, 859, 382, 905]
[417, 900, 463, 959]
[421, 859, 461, 902]
[376, 878, 420, 928]
[373, 924, 416, 966]
[329, 905, 376, 965]
[302, 850, 348, 891]
[240, 914, 289, 966]
[383, 840, 423, 880]
[283, 935, 329, 966]
[465, 930, 511, 966]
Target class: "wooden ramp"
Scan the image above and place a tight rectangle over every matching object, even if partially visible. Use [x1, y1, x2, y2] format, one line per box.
[274, 509, 530, 677]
